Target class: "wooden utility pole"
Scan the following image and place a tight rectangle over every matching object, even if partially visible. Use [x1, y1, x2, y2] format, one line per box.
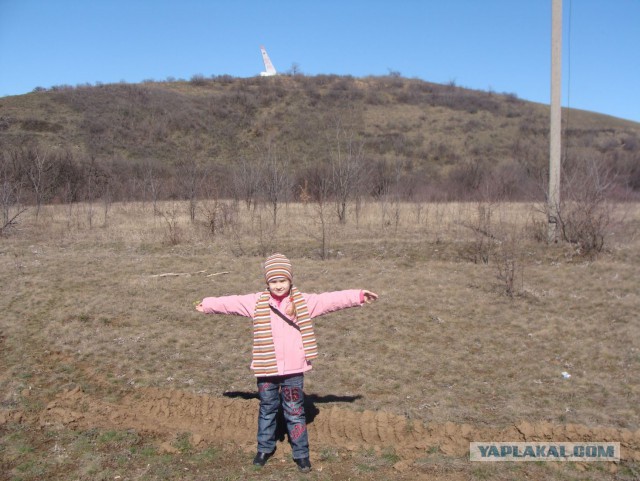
[548, 0, 562, 242]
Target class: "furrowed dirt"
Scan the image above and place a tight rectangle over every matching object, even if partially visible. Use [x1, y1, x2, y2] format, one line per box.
[38, 386, 640, 460]
[4, 351, 640, 464]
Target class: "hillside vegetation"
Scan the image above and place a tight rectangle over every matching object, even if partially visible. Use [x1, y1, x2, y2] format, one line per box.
[1, 75, 639, 207]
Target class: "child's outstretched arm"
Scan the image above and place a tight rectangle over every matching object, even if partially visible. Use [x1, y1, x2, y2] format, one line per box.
[304, 289, 378, 318]
[195, 293, 259, 318]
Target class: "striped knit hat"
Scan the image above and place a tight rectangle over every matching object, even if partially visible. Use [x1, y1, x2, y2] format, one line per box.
[264, 253, 293, 283]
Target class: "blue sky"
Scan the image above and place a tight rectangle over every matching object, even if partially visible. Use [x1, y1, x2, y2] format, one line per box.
[1, 0, 638, 122]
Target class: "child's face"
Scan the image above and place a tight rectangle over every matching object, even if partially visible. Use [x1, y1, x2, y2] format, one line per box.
[267, 277, 291, 296]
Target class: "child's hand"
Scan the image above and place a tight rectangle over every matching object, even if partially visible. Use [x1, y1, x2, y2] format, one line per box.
[363, 290, 378, 304]
[194, 300, 204, 312]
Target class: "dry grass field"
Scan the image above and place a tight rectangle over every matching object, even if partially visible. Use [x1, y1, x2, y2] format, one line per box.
[1, 200, 639, 480]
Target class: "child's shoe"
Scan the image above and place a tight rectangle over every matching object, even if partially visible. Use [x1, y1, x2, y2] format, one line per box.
[252, 451, 273, 467]
[294, 457, 311, 473]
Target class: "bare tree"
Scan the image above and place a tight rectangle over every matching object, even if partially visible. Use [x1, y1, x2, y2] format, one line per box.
[231, 156, 263, 211]
[102, 182, 112, 226]
[143, 159, 163, 214]
[80, 156, 111, 229]
[287, 62, 303, 76]
[305, 161, 333, 259]
[1, 152, 27, 235]
[176, 157, 203, 222]
[329, 124, 364, 224]
[261, 142, 291, 226]
[370, 159, 392, 200]
[55, 151, 84, 226]
[83, 157, 98, 228]
[19, 146, 56, 220]
[388, 157, 411, 232]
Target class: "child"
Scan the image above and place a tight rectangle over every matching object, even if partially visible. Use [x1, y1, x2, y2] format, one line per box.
[195, 253, 378, 473]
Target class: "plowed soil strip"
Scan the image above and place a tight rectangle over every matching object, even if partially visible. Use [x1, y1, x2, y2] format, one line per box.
[26, 386, 640, 461]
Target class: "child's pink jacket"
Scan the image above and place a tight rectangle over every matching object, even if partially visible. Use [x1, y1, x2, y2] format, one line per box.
[200, 289, 364, 376]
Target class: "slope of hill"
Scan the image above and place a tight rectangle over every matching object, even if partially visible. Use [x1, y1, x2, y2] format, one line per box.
[1, 75, 639, 202]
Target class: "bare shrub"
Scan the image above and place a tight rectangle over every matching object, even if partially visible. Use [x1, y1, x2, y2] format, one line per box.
[200, 199, 237, 237]
[158, 203, 182, 245]
[495, 249, 518, 296]
[457, 202, 498, 264]
[458, 202, 526, 297]
[548, 155, 621, 256]
[527, 213, 548, 244]
[493, 225, 526, 297]
[252, 210, 278, 258]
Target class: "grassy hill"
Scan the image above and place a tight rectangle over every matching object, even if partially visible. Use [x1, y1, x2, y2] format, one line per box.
[1, 75, 639, 202]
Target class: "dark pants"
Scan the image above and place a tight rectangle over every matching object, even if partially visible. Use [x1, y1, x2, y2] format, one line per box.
[256, 373, 309, 459]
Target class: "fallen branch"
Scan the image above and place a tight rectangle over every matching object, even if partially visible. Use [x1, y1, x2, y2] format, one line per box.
[206, 271, 230, 277]
[150, 270, 207, 278]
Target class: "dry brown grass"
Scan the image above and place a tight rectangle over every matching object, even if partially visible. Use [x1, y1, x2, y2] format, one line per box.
[2, 199, 639, 479]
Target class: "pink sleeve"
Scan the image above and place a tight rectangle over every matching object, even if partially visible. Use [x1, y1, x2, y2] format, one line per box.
[200, 293, 260, 318]
[303, 289, 363, 318]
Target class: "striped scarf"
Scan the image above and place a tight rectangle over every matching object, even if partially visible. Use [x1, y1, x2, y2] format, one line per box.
[252, 286, 318, 377]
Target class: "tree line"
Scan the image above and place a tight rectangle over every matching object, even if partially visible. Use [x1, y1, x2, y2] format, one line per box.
[2, 76, 639, 234]
[3, 132, 637, 230]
